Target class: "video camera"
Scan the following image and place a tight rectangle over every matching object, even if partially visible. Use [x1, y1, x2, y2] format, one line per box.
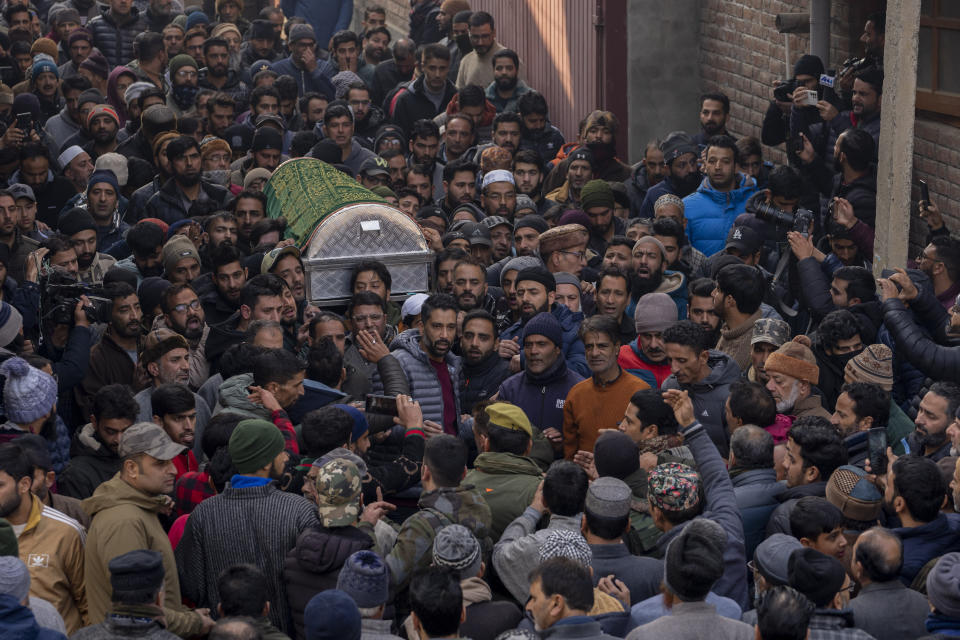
[40, 271, 112, 327]
[754, 202, 815, 238]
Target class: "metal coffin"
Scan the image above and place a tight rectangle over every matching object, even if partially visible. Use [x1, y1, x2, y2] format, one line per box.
[302, 203, 433, 307]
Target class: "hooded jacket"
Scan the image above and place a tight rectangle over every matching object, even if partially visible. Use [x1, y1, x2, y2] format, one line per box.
[662, 350, 742, 457]
[214, 373, 272, 421]
[83, 475, 203, 637]
[391, 74, 457, 134]
[625, 164, 657, 219]
[519, 121, 566, 166]
[497, 353, 584, 436]
[893, 513, 960, 586]
[463, 452, 543, 540]
[269, 56, 336, 99]
[730, 467, 784, 561]
[143, 177, 230, 224]
[683, 173, 758, 256]
[283, 525, 374, 639]
[57, 424, 122, 500]
[624, 271, 688, 322]
[617, 340, 673, 389]
[501, 303, 590, 378]
[460, 349, 512, 414]
[390, 329, 463, 433]
[0, 594, 66, 640]
[87, 6, 149, 68]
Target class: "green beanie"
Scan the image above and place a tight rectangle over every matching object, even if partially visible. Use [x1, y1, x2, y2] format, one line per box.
[228, 419, 286, 474]
[169, 54, 199, 78]
[0, 518, 17, 556]
[579, 179, 615, 211]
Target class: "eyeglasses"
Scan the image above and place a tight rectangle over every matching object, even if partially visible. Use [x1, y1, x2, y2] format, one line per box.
[560, 250, 586, 261]
[917, 251, 941, 264]
[172, 299, 202, 313]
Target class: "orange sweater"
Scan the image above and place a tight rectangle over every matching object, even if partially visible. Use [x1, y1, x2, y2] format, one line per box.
[562, 369, 649, 459]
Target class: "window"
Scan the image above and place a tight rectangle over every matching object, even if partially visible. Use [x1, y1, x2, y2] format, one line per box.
[918, 0, 960, 118]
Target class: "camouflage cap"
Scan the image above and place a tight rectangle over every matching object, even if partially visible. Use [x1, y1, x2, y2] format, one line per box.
[751, 317, 791, 347]
[315, 458, 362, 527]
[118, 422, 186, 460]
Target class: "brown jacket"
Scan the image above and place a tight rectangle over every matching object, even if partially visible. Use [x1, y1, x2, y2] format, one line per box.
[792, 393, 832, 421]
[17, 494, 87, 633]
[716, 310, 763, 372]
[75, 330, 147, 420]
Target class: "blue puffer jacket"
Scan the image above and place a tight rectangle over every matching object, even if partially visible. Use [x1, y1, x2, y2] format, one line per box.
[270, 56, 336, 99]
[497, 353, 584, 434]
[390, 329, 464, 436]
[87, 6, 148, 68]
[501, 303, 590, 378]
[683, 174, 758, 256]
[731, 467, 784, 562]
[893, 513, 960, 586]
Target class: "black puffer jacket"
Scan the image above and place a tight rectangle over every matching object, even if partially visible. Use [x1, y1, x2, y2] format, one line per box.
[283, 525, 373, 639]
[87, 6, 149, 68]
[143, 177, 230, 224]
[882, 288, 960, 382]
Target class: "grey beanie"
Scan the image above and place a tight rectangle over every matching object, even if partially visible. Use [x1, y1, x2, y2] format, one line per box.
[585, 477, 632, 518]
[500, 256, 542, 286]
[0, 556, 30, 602]
[433, 524, 482, 580]
[515, 194, 537, 214]
[663, 518, 726, 601]
[0, 357, 58, 423]
[928, 552, 960, 618]
[553, 272, 581, 289]
[539, 529, 592, 567]
[753, 533, 803, 586]
[336, 550, 390, 608]
[634, 292, 678, 334]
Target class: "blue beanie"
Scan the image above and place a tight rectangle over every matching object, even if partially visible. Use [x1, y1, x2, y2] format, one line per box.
[522, 312, 563, 347]
[32, 58, 59, 80]
[336, 551, 389, 608]
[87, 169, 119, 194]
[0, 357, 58, 423]
[185, 11, 209, 30]
[304, 590, 361, 640]
[333, 404, 370, 443]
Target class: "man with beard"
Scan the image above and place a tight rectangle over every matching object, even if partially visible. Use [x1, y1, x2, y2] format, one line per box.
[0, 440, 87, 634]
[763, 342, 832, 420]
[452, 256, 494, 313]
[269, 24, 336, 100]
[145, 136, 230, 224]
[580, 179, 625, 259]
[359, 26, 390, 86]
[563, 314, 648, 459]
[904, 383, 960, 461]
[459, 310, 510, 413]
[371, 38, 416, 108]
[393, 44, 456, 134]
[538, 223, 588, 281]
[441, 157, 477, 217]
[618, 292, 676, 389]
[439, 113, 475, 163]
[517, 91, 565, 167]
[134, 328, 212, 453]
[480, 169, 517, 220]
[58, 146, 95, 195]
[166, 54, 200, 118]
[321, 102, 375, 175]
[29, 57, 63, 125]
[58, 207, 115, 284]
[711, 264, 767, 372]
[625, 141, 666, 218]
[546, 147, 593, 207]
[435, 247, 468, 295]
[513, 215, 547, 259]
[627, 235, 687, 320]
[683, 135, 757, 256]
[199, 38, 250, 108]
[638, 132, 702, 219]
[129, 32, 169, 94]
[75, 282, 146, 421]
[456, 12, 504, 89]
[595, 266, 634, 344]
[693, 93, 733, 148]
[484, 216, 513, 262]
[176, 413, 312, 636]
[241, 20, 281, 72]
[115, 221, 165, 284]
[161, 235, 201, 285]
[230, 189, 267, 250]
[512, 149, 550, 210]
[150, 384, 201, 481]
[499, 267, 589, 378]
[161, 283, 211, 390]
[263, 245, 306, 304]
[120, 84, 165, 144]
[915, 236, 960, 312]
[346, 82, 384, 147]
[814, 70, 883, 168]
[745, 317, 789, 385]
[85, 169, 128, 247]
[80, 104, 120, 161]
[389, 294, 463, 436]
[485, 49, 529, 113]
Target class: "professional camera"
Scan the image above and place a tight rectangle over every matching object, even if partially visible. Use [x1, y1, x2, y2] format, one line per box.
[838, 56, 876, 79]
[40, 272, 111, 327]
[754, 202, 815, 238]
[773, 78, 798, 103]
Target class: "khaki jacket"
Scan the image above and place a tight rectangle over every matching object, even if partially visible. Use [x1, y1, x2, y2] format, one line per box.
[17, 494, 87, 633]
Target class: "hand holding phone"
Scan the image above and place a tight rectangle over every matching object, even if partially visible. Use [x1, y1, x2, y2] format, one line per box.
[867, 428, 888, 476]
[366, 394, 399, 416]
[803, 90, 819, 106]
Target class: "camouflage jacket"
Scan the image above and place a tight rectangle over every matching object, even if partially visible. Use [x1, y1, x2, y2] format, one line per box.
[360, 484, 492, 595]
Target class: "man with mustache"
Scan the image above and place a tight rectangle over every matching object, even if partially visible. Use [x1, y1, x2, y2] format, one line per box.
[391, 294, 463, 438]
[595, 266, 634, 345]
[638, 132, 702, 219]
[763, 342, 832, 420]
[150, 383, 201, 479]
[58, 206, 116, 284]
[485, 49, 529, 113]
[903, 383, 960, 461]
[144, 135, 230, 225]
[452, 256, 494, 312]
[627, 235, 687, 321]
[161, 283, 211, 391]
[459, 309, 511, 414]
[617, 292, 676, 390]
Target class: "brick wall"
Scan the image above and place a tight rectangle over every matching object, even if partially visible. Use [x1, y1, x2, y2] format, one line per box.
[912, 119, 960, 249]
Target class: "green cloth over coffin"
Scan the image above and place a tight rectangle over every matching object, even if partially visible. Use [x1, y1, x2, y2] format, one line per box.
[264, 158, 385, 246]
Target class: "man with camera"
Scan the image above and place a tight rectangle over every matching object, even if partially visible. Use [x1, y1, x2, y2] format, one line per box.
[761, 54, 825, 151]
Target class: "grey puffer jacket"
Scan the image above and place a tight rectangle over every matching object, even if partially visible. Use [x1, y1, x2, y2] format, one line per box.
[390, 329, 463, 434]
[87, 6, 149, 68]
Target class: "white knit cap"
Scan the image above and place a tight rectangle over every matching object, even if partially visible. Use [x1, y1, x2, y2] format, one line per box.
[481, 169, 515, 189]
[57, 145, 85, 168]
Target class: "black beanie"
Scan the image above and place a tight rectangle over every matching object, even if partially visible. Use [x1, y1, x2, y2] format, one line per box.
[58, 207, 96, 236]
[788, 547, 846, 608]
[793, 54, 824, 79]
[310, 138, 342, 164]
[514, 214, 548, 234]
[516, 266, 556, 293]
[663, 518, 726, 601]
[594, 431, 640, 480]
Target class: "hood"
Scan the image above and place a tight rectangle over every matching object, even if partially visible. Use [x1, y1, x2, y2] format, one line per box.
[218, 373, 271, 419]
[675, 350, 740, 393]
[777, 479, 826, 502]
[0, 594, 40, 640]
[83, 473, 168, 517]
[70, 422, 118, 460]
[655, 270, 685, 296]
[693, 172, 757, 204]
[290, 524, 372, 574]
[473, 452, 542, 476]
[629, 339, 670, 368]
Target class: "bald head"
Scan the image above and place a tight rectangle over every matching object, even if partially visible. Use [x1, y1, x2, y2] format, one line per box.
[853, 527, 902, 585]
[394, 38, 416, 59]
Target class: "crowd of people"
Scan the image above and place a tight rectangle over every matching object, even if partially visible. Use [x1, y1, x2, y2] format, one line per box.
[0, 1, 958, 640]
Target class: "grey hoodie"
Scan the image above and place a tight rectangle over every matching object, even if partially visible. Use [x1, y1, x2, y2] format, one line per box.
[662, 350, 742, 457]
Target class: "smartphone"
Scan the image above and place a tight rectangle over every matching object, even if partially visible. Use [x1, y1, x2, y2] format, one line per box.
[15, 112, 30, 131]
[867, 428, 888, 475]
[365, 394, 398, 416]
[919, 179, 931, 207]
[803, 90, 819, 106]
